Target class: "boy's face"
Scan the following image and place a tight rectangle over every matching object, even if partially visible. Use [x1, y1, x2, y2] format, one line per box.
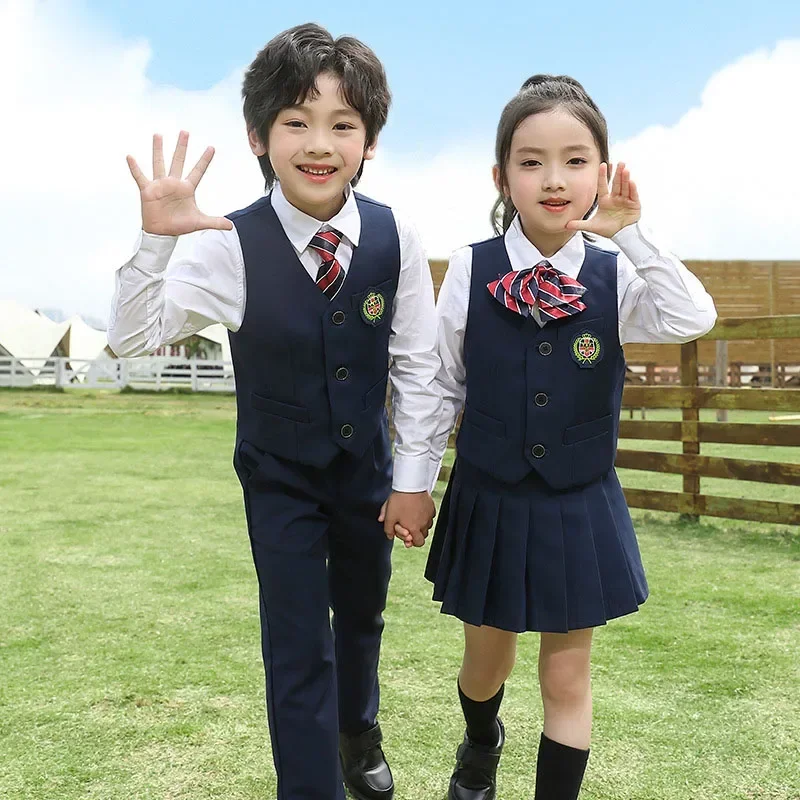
[250, 72, 376, 221]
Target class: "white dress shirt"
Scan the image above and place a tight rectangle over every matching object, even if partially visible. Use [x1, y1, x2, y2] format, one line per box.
[107, 183, 442, 492]
[428, 217, 718, 488]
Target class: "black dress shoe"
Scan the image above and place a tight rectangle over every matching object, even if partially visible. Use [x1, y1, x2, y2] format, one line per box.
[339, 723, 394, 800]
[448, 718, 505, 800]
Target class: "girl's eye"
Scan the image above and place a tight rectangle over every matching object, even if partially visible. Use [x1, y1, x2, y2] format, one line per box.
[521, 160, 541, 167]
[568, 158, 588, 165]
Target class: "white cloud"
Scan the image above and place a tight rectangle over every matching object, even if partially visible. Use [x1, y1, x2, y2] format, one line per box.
[1, 0, 798, 322]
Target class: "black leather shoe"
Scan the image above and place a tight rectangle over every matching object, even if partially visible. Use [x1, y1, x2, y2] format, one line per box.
[339, 723, 394, 800]
[447, 718, 505, 800]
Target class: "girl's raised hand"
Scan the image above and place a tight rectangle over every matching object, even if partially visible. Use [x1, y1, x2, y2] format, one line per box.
[127, 131, 233, 236]
[566, 162, 641, 238]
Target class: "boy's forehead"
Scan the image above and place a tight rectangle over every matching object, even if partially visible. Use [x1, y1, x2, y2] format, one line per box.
[290, 73, 360, 115]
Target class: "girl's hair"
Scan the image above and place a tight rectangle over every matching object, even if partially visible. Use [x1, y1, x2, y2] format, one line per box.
[242, 23, 391, 189]
[491, 74, 609, 235]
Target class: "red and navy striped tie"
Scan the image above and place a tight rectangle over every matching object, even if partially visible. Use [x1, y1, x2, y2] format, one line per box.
[487, 259, 587, 321]
[309, 227, 345, 300]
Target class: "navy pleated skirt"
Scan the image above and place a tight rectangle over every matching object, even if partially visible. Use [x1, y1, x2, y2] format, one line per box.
[425, 458, 648, 633]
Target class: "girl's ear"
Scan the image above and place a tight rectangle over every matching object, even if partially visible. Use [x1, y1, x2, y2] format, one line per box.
[492, 164, 506, 196]
[248, 127, 267, 157]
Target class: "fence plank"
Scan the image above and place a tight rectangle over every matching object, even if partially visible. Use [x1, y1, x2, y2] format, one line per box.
[703, 314, 800, 341]
[615, 450, 800, 485]
[623, 488, 800, 525]
[622, 386, 800, 411]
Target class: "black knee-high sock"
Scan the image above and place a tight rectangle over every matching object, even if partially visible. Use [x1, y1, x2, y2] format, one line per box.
[457, 681, 504, 746]
[534, 733, 589, 800]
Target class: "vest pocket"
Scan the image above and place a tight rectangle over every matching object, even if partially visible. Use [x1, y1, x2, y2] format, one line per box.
[251, 393, 311, 423]
[563, 414, 614, 486]
[462, 405, 506, 438]
[364, 371, 390, 409]
[563, 414, 612, 444]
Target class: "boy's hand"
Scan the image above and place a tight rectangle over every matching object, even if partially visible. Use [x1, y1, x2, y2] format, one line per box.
[566, 162, 641, 238]
[127, 131, 233, 236]
[379, 491, 435, 548]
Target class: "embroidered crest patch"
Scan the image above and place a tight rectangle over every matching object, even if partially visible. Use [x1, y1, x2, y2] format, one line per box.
[571, 331, 603, 368]
[360, 291, 386, 326]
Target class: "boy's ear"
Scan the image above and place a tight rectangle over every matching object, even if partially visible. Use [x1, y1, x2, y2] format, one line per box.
[363, 139, 378, 162]
[248, 127, 267, 157]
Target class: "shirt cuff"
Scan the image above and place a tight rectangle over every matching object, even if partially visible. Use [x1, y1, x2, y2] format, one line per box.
[131, 230, 179, 271]
[392, 453, 433, 493]
[611, 222, 661, 268]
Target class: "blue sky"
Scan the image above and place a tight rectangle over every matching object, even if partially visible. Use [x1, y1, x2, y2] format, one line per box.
[2, 0, 799, 318]
[81, 0, 800, 152]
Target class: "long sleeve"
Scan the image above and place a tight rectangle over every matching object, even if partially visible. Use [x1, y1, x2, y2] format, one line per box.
[107, 227, 246, 357]
[427, 246, 472, 490]
[387, 216, 443, 492]
[613, 223, 717, 345]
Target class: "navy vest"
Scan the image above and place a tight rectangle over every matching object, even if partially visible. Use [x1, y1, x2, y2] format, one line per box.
[456, 236, 625, 489]
[227, 193, 400, 468]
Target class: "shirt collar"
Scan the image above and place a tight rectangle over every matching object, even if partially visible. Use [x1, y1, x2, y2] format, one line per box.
[503, 214, 585, 278]
[270, 182, 361, 254]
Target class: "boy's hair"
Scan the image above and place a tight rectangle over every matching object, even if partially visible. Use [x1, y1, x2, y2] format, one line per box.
[242, 23, 391, 189]
[491, 74, 610, 236]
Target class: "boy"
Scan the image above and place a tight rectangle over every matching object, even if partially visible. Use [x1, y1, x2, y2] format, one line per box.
[108, 23, 441, 800]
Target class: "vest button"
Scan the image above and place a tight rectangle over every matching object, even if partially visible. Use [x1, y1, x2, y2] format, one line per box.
[534, 392, 549, 407]
[538, 341, 553, 356]
[531, 444, 546, 458]
[335, 367, 349, 381]
[332, 310, 346, 325]
[341, 424, 354, 439]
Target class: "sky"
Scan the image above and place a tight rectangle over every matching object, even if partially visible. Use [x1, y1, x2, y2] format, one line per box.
[2, 0, 800, 322]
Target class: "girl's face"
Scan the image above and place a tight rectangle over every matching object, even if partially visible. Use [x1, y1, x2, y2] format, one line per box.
[495, 108, 602, 254]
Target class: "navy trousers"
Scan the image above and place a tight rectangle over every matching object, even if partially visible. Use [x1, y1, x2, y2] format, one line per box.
[234, 429, 394, 800]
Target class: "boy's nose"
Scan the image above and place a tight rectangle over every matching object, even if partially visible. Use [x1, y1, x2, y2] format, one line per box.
[305, 131, 334, 157]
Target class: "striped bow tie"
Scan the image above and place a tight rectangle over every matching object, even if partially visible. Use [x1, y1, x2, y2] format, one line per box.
[487, 260, 587, 322]
[309, 226, 345, 300]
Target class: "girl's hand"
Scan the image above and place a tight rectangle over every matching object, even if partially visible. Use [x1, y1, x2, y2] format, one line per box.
[127, 131, 233, 236]
[566, 162, 641, 238]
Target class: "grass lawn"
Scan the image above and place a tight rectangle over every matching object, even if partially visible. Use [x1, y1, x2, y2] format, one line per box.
[1, 389, 798, 800]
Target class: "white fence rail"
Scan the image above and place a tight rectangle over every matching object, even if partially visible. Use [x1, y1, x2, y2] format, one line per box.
[0, 357, 235, 392]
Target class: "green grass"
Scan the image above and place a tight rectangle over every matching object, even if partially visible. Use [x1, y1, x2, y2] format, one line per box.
[1, 389, 798, 799]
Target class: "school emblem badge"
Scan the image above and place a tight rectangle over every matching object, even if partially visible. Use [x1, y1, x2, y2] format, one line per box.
[360, 291, 386, 326]
[571, 331, 603, 368]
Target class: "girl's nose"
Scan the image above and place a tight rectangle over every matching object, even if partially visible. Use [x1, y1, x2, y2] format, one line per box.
[542, 168, 566, 192]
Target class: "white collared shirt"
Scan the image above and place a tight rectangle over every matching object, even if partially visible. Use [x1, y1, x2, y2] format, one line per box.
[107, 182, 442, 492]
[428, 217, 718, 487]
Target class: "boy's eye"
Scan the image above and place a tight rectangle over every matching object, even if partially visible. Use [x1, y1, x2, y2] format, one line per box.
[285, 120, 306, 128]
[333, 122, 356, 131]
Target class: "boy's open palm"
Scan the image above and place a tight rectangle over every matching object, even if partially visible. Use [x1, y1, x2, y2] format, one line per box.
[127, 131, 233, 236]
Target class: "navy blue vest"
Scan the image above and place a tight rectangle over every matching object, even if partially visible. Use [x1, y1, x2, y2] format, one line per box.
[227, 193, 400, 468]
[456, 236, 625, 489]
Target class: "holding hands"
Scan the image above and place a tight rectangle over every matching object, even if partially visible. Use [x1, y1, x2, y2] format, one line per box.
[379, 491, 436, 549]
[127, 131, 233, 236]
[566, 162, 641, 239]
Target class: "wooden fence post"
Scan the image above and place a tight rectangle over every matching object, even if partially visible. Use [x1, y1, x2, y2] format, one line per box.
[680, 340, 700, 522]
[716, 341, 729, 422]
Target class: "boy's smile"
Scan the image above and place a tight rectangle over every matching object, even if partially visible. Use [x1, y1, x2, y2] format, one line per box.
[249, 72, 376, 221]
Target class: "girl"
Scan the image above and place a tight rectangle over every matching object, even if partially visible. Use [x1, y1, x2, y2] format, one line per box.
[423, 75, 717, 799]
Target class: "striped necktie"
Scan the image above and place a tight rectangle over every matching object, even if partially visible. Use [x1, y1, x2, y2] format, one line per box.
[487, 259, 587, 322]
[309, 227, 345, 300]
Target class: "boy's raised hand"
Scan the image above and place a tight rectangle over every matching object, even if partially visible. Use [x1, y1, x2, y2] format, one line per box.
[379, 491, 435, 549]
[127, 131, 233, 236]
[566, 161, 641, 239]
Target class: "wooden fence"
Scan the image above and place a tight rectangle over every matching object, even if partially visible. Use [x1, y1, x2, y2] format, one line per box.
[436, 315, 800, 526]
